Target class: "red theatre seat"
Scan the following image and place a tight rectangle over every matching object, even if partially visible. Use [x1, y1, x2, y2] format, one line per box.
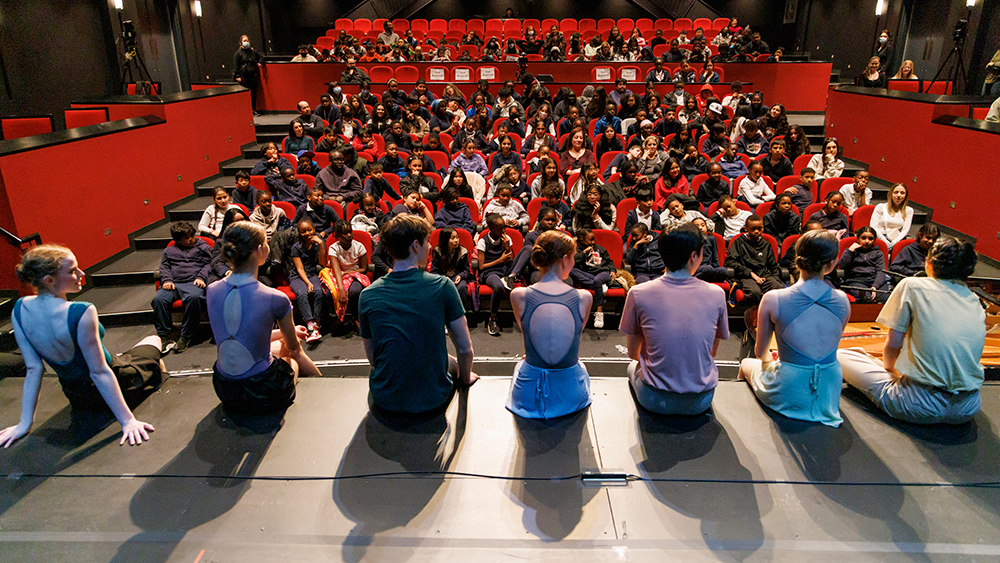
[712, 18, 730, 30]
[354, 18, 372, 32]
[654, 19, 673, 32]
[335, 18, 353, 31]
[541, 19, 559, 31]
[636, 18, 653, 33]
[64, 108, 109, 129]
[412, 19, 429, 33]
[693, 18, 713, 30]
[370, 66, 393, 83]
[674, 18, 693, 31]
[468, 19, 485, 34]
[395, 66, 419, 82]
[560, 18, 577, 32]
[1, 115, 54, 140]
[579, 19, 597, 32]
[429, 19, 447, 33]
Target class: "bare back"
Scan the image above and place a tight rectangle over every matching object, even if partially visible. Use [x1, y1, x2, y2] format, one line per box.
[512, 282, 592, 369]
[763, 280, 850, 365]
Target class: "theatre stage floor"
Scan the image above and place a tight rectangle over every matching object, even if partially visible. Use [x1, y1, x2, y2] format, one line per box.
[0, 374, 998, 562]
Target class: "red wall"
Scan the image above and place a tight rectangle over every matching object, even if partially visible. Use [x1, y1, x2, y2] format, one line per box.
[0, 90, 256, 290]
[825, 88, 998, 259]
[258, 62, 832, 113]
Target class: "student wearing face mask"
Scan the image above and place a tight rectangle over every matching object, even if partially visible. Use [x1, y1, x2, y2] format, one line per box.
[234, 34, 263, 115]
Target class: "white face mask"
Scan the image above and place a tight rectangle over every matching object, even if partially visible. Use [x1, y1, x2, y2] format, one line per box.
[879, 36, 887, 43]
[242, 41, 250, 48]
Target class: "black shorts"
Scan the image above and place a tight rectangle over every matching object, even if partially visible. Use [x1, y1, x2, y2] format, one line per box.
[213, 357, 296, 415]
[60, 344, 163, 411]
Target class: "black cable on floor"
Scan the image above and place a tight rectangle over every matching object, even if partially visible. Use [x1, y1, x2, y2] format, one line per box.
[3, 471, 999, 488]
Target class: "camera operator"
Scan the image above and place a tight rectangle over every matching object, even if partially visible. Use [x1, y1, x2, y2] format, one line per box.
[234, 34, 263, 115]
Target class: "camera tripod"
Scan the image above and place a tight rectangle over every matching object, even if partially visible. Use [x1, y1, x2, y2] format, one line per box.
[116, 13, 155, 95]
[926, 19, 969, 95]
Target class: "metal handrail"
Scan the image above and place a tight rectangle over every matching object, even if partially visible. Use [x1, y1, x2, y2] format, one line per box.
[0, 226, 40, 248]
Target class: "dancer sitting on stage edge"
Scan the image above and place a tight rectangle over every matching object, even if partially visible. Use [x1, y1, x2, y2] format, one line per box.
[359, 214, 478, 416]
[739, 230, 850, 427]
[838, 236, 985, 424]
[506, 230, 593, 419]
[620, 224, 730, 415]
[207, 222, 320, 414]
[3, 245, 162, 447]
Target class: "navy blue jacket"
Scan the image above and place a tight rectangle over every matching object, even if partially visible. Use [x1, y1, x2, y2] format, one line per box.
[434, 204, 476, 235]
[265, 176, 308, 207]
[622, 209, 662, 242]
[292, 202, 341, 236]
[625, 238, 664, 276]
[160, 239, 212, 284]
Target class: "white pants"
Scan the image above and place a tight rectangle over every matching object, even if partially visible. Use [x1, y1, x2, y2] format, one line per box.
[837, 348, 981, 425]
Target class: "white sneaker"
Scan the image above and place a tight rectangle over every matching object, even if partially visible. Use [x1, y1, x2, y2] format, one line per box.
[601, 284, 609, 294]
[306, 326, 322, 343]
[593, 312, 605, 329]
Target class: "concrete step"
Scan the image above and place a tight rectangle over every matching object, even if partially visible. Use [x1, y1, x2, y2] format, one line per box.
[71, 285, 156, 326]
[219, 158, 258, 175]
[167, 196, 216, 222]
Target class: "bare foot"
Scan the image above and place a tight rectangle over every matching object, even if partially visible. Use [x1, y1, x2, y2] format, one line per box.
[459, 372, 480, 387]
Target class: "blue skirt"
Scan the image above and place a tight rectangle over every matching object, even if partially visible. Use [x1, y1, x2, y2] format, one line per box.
[506, 359, 591, 419]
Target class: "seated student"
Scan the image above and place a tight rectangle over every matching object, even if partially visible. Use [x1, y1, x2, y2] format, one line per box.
[207, 209, 247, 289]
[152, 221, 212, 354]
[424, 130, 451, 157]
[809, 191, 850, 239]
[759, 139, 793, 184]
[362, 163, 400, 201]
[626, 223, 665, 283]
[739, 230, 850, 427]
[249, 191, 287, 241]
[808, 138, 845, 180]
[4, 246, 161, 447]
[383, 121, 412, 152]
[718, 142, 750, 181]
[839, 170, 872, 215]
[251, 142, 292, 176]
[661, 194, 714, 232]
[293, 187, 340, 236]
[231, 171, 258, 211]
[571, 184, 616, 231]
[726, 215, 782, 305]
[538, 183, 572, 229]
[430, 227, 473, 311]
[399, 155, 440, 204]
[530, 157, 566, 199]
[198, 187, 241, 239]
[315, 127, 341, 154]
[284, 121, 315, 154]
[782, 167, 816, 211]
[700, 124, 727, 159]
[838, 236, 985, 424]
[763, 193, 801, 247]
[737, 162, 776, 210]
[890, 223, 939, 277]
[622, 186, 662, 242]
[442, 167, 478, 201]
[839, 226, 890, 303]
[506, 208, 565, 285]
[488, 164, 530, 205]
[570, 227, 617, 329]
[377, 142, 407, 177]
[490, 133, 523, 173]
[735, 120, 769, 158]
[452, 116, 489, 154]
[478, 213, 515, 336]
[568, 162, 604, 204]
[288, 219, 326, 343]
[695, 163, 731, 210]
[449, 139, 489, 177]
[709, 194, 752, 241]
[679, 144, 709, 182]
[521, 118, 556, 157]
[871, 183, 914, 249]
[603, 141, 642, 181]
[316, 150, 363, 204]
[350, 193, 387, 239]
[325, 220, 369, 326]
[507, 230, 593, 419]
[620, 224, 730, 415]
[391, 186, 436, 224]
[296, 149, 321, 177]
[266, 167, 309, 207]
[434, 186, 476, 235]
[691, 217, 728, 282]
[483, 183, 529, 228]
[410, 141, 444, 177]
[359, 214, 478, 415]
[206, 222, 320, 414]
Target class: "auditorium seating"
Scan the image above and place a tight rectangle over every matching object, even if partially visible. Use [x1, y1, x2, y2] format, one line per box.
[0, 115, 54, 140]
[317, 17, 731, 47]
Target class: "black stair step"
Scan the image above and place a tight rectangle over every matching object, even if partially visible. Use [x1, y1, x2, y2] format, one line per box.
[71, 285, 156, 326]
[219, 158, 258, 175]
[167, 196, 218, 222]
[89, 250, 164, 287]
[133, 223, 177, 251]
